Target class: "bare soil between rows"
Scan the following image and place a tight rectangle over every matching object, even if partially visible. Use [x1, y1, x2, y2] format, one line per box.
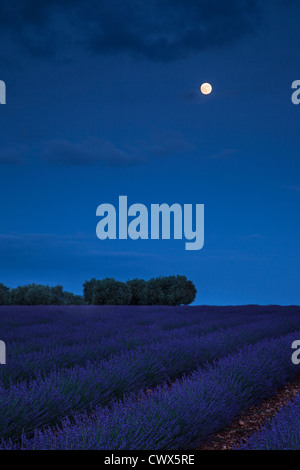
[197, 373, 300, 450]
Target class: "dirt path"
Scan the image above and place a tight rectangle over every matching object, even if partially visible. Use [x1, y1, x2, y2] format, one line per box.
[197, 374, 300, 450]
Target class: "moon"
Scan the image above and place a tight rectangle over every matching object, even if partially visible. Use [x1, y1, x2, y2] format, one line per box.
[200, 83, 212, 95]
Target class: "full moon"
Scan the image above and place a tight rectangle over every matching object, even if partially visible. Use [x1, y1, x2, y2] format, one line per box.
[200, 83, 212, 95]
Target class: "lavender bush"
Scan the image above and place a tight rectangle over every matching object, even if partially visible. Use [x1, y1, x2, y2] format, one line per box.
[236, 394, 300, 450]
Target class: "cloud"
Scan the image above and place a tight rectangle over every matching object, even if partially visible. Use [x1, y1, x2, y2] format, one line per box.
[282, 184, 300, 192]
[0, 232, 95, 266]
[88, 250, 160, 259]
[182, 90, 200, 103]
[238, 234, 268, 240]
[141, 131, 195, 158]
[43, 134, 194, 166]
[42, 137, 142, 167]
[0, 132, 195, 167]
[0, 1, 264, 62]
[0, 231, 160, 275]
[0, 232, 93, 247]
[81, 1, 262, 63]
[0, 147, 27, 165]
[206, 148, 238, 159]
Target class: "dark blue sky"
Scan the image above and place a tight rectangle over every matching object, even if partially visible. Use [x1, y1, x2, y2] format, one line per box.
[0, 0, 299, 304]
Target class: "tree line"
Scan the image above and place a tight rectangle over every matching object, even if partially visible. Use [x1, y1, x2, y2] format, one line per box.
[0, 275, 196, 306]
[0, 283, 83, 306]
[83, 276, 196, 305]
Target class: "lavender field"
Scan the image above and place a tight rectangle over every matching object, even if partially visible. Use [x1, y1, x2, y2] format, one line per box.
[0, 305, 299, 450]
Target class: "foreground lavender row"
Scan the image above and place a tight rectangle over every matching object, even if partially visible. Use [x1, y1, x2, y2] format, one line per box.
[2, 332, 299, 450]
[237, 394, 300, 450]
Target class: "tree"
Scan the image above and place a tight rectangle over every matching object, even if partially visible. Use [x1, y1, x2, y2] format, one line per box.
[83, 275, 196, 305]
[127, 279, 148, 305]
[83, 278, 98, 304]
[11, 284, 52, 305]
[92, 278, 132, 305]
[11, 285, 30, 305]
[0, 283, 11, 305]
[180, 277, 197, 305]
[63, 292, 84, 305]
[23, 284, 52, 305]
[146, 277, 165, 305]
[146, 275, 196, 305]
[49, 285, 65, 305]
[9, 283, 85, 305]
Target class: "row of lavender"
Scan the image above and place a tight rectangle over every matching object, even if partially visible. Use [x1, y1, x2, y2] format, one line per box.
[1, 314, 300, 391]
[237, 393, 300, 450]
[0, 306, 299, 443]
[0, 305, 292, 386]
[1, 332, 299, 449]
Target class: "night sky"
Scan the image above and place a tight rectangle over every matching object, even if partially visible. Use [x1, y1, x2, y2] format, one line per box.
[0, 1, 300, 305]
